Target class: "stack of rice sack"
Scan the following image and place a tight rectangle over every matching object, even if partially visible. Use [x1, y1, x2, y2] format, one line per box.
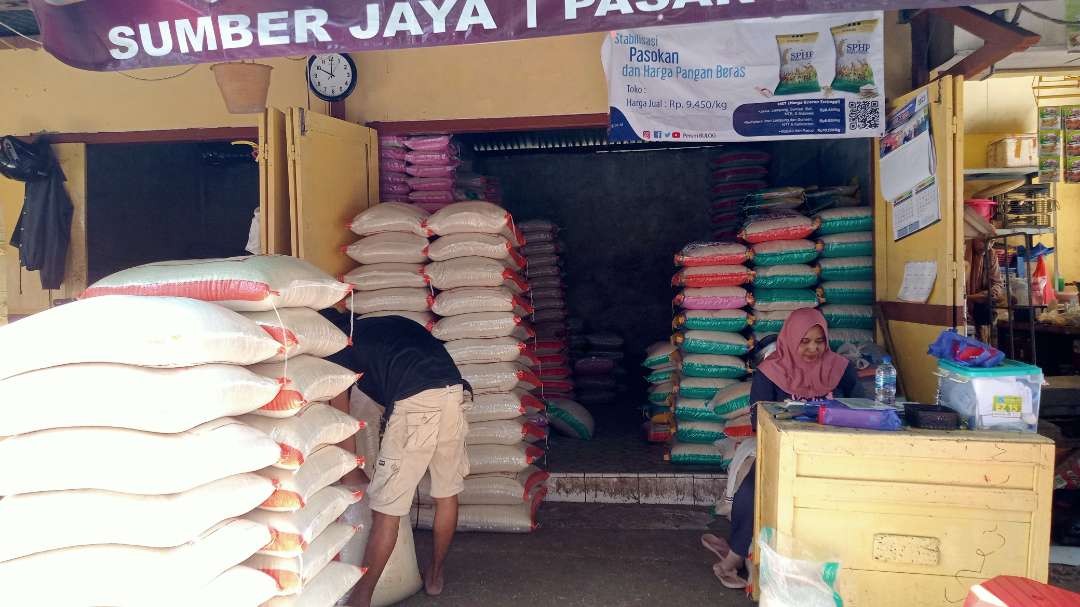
[344, 202, 437, 330]
[379, 135, 460, 214]
[0, 255, 370, 605]
[417, 202, 549, 533]
[455, 170, 503, 204]
[813, 205, 876, 350]
[574, 332, 625, 408]
[663, 242, 755, 467]
[708, 149, 771, 241]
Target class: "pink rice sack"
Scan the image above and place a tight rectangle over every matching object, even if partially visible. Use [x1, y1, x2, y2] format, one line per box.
[406, 164, 457, 178]
[409, 190, 455, 204]
[403, 135, 452, 151]
[674, 287, 754, 310]
[407, 177, 455, 192]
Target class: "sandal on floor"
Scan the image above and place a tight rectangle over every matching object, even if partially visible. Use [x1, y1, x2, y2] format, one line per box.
[712, 561, 748, 590]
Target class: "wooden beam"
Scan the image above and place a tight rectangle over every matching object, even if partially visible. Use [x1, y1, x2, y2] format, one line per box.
[931, 6, 1041, 80]
[368, 113, 611, 135]
[16, 127, 258, 145]
[878, 301, 963, 327]
[910, 11, 932, 89]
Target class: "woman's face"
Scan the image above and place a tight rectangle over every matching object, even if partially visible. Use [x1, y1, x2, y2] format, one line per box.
[797, 325, 827, 363]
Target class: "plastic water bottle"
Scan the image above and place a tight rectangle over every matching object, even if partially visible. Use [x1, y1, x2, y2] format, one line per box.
[875, 356, 897, 407]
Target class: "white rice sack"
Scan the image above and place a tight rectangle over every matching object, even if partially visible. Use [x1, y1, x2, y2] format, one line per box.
[829, 328, 877, 350]
[246, 485, 363, 558]
[0, 418, 282, 496]
[0, 363, 281, 436]
[425, 201, 522, 244]
[546, 398, 595, 440]
[432, 312, 533, 341]
[257, 446, 361, 512]
[739, 214, 817, 244]
[423, 256, 528, 293]
[468, 443, 545, 474]
[0, 296, 282, 380]
[240, 403, 362, 471]
[359, 310, 436, 330]
[466, 390, 546, 423]
[249, 356, 360, 419]
[0, 519, 271, 607]
[428, 233, 525, 268]
[344, 287, 433, 315]
[166, 566, 279, 607]
[419, 467, 548, 506]
[337, 503, 423, 607]
[242, 308, 349, 363]
[263, 561, 363, 607]
[466, 417, 547, 446]
[342, 263, 427, 291]
[0, 473, 275, 563]
[457, 362, 542, 394]
[344, 233, 430, 265]
[244, 523, 355, 596]
[348, 202, 430, 237]
[753, 309, 794, 333]
[445, 336, 528, 366]
[82, 255, 351, 312]
[412, 487, 545, 534]
[433, 286, 533, 317]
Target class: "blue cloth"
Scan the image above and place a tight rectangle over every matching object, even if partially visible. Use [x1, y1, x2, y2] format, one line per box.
[928, 329, 1004, 367]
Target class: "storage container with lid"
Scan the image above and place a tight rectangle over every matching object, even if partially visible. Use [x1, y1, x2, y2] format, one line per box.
[936, 359, 1044, 432]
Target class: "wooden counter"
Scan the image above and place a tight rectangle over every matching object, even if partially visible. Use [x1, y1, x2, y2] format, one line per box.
[753, 403, 1053, 606]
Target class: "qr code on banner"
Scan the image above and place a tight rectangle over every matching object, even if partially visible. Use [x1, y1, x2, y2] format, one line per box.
[848, 100, 881, 132]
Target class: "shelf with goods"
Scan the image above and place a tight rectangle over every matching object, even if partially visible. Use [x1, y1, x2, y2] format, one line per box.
[378, 134, 502, 215]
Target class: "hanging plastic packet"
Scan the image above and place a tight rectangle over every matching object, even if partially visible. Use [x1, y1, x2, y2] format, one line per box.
[775, 33, 821, 95]
[830, 19, 879, 95]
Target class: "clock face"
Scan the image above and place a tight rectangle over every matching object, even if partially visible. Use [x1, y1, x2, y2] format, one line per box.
[307, 54, 357, 102]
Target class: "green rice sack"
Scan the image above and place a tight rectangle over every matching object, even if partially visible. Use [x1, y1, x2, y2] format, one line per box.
[821, 304, 874, 329]
[646, 365, 676, 385]
[669, 441, 731, 467]
[672, 309, 750, 332]
[709, 381, 752, 418]
[649, 381, 675, 403]
[643, 341, 676, 369]
[546, 398, 595, 440]
[819, 232, 872, 258]
[751, 239, 821, 266]
[678, 377, 739, 400]
[752, 264, 819, 289]
[675, 420, 728, 444]
[674, 330, 752, 356]
[752, 288, 820, 312]
[830, 19, 879, 93]
[820, 281, 874, 305]
[829, 328, 876, 350]
[680, 354, 749, 379]
[674, 397, 726, 423]
[817, 256, 873, 281]
[774, 33, 822, 95]
[814, 207, 873, 235]
[752, 310, 792, 333]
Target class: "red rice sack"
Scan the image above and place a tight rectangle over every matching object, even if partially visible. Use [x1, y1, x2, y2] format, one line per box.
[466, 390, 546, 423]
[538, 365, 572, 380]
[239, 403, 362, 471]
[0, 418, 283, 496]
[739, 214, 819, 244]
[467, 418, 547, 446]
[246, 485, 362, 558]
[424, 257, 528, 293]
[675, 242, 750, 267]
[711, 180, 767, 197]
[533, 308, 568, 324]
[342, 263, 427, 291]
[0, 296, 282, 381]
[529, 276, 563, 291]
[407, 164, 457, 179]
[348, 202, 429, 237]
[249, 356, 360, 419]
[711, 164, 769, 183]
[425, 201, 523, 244]
[407, 177, 454, 191]
[82, 256, 351, 312]
[531, 286, 565, 300]
[529, 339, 567, 356]
[405, 150, 458, 166]
[0, 363, 281, 436]
[359, 310, 436, 330]
[428, 233, 525, 267]
[242, 308, 349, 362]
[468, 443, 545, 474]
[674, 286, 754, 311]
[419, 466, 549, 506]
[345, 233, 429, 265]
[526, 253, 560, 268]
[433, 287, 533, 317]
[380, 158, 406, 172]
[256, 445, 361, 512]
[522, 241, 560, 258]
[432, 312, 533, 341]
[521, 230, 555, 243]
[710, 150, 770, 168]
[458, 362, 542, 394]
[404, 134, 452, 151]
[672, 265, 753, 288]
[344, 287, 433, 315]
[526, 265, 561, 279]
[445, 336, 531, 366]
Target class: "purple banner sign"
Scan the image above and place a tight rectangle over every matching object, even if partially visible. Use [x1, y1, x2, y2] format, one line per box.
[30, 0, 995, 71]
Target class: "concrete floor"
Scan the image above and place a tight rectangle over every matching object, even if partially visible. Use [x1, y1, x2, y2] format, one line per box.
[398, 503, 751, 607]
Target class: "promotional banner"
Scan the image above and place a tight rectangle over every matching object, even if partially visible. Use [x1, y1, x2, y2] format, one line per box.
[602, 12, 886, 142]
[31, 0, 1001, 72]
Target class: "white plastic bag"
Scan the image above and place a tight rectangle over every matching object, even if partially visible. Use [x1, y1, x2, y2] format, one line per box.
[342, 263, 427, 291]
[423, 257, 528, 293]
[348, 202, 430, 237]
[758, 528, 844, 607]
[345, 233, 429, 264]
[0, 296, 282, 380]
[344, 287, 433, 315]
[465, 390, 545, 423]
[433, 286, 533, 317]
[0, 419, 282, 496]
[0, 473, 275, 562]
[432, 312, 533, 341]
[240, 403, 363, 471]
[245, 209, 262, 255]
[245, 523, 356, 595]
[0, 363, 282, 435]
[337, 506, 422, 607]
[249, 356, 360, 419]
[82, 255, 350, 312]
[246, 485, 362, 558]
[258, 446, 363, 511]
[243, 308, 349, 362]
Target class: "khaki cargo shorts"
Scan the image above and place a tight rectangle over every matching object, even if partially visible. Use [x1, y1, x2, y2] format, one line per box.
[368, 385, 470, 516]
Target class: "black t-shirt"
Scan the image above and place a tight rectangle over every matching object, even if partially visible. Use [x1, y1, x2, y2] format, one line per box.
[321, 311, 464, 414]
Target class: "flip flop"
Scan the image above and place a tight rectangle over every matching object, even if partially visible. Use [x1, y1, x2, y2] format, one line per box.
[701, 533, 731, 561]
[712, 561, 748, 590]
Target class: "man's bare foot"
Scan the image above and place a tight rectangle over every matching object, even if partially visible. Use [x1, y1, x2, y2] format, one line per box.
[424, 567, 445, 596]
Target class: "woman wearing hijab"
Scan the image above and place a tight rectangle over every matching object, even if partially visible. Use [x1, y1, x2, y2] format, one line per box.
[707, 308, 866, 588]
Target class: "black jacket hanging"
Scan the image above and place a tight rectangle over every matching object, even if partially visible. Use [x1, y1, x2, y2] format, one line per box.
[7, 139, 72, 291]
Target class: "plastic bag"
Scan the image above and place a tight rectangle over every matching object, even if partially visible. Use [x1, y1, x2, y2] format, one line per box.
[0, 136, 51, 182]
[927, 329, 1004, 367]
[757, 528, 843, 607]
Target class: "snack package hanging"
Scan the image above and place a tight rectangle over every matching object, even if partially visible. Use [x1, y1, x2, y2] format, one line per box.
[830, 19, 879, 94]
[774, 33, 822, 95]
